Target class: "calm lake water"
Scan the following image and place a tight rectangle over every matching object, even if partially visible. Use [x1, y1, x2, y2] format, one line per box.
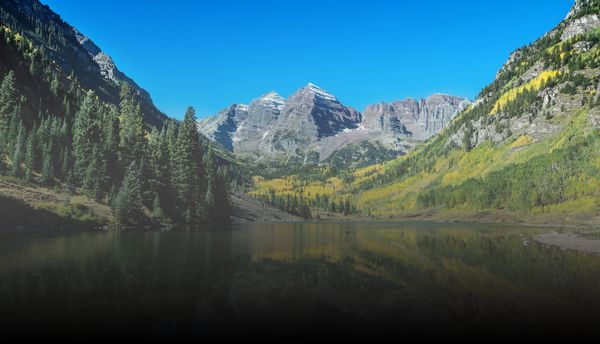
[1, 222, 600, 337]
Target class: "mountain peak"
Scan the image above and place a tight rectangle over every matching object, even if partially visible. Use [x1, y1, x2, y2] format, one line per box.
[254, 91, 285, 111]
[259, 91, 285, 102]
[300, 82, 337, 101]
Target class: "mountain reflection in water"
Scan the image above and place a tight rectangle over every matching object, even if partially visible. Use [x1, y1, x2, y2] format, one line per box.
[1, 222, 599, 337]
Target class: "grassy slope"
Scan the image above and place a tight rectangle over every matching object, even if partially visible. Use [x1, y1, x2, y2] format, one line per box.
[0, 176, 115, 227]
[346, 24, 600, 226]
[352, 116, 600, 226]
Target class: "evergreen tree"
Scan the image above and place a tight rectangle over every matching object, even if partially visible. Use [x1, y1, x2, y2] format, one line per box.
[73, 91, 101, 183]
[83, 147, 104, 201]
[60, 147, 72, 182]
[172, 107, 204, 221]
[41, 140, 55, 184]
[0, 71, 17, 144]
[24, 130, 36, 182]
[114, 162, 142, 224]
[119, 83, 145, 167]
[103, 107, 121, 189]
[463, 122, 474, 152]
[147, 128, 175, 217]
[11, 121, 25, 178]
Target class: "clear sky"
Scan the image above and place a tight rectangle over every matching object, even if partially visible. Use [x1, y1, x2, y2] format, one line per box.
[41, 0, 572, 119]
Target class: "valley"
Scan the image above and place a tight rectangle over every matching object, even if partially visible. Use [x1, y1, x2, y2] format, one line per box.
[239, 0, 600, 228]
[2, 0, 600, 338]
[0, 0, 599, 229]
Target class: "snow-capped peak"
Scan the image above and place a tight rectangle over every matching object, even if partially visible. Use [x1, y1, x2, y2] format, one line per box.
[304, 82, 337, 101]
[234, 104, 249, 111]
[256, 91, 286, 110]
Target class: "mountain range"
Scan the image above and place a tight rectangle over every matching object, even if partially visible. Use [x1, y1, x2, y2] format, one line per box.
[198, 83, 470, 167]
[1, 0, 599, 227]
[249, 0, 600, 226]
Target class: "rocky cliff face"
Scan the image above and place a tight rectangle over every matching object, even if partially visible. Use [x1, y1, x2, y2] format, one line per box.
[198, 83, 469, 165]
[235, 92, 285, 154]
[257, 83, 362, 156]
[362, 94, 470, 140]
[0, 0, 168, 127]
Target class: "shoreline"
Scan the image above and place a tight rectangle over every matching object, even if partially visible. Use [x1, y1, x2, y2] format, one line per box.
[310, 209, 600, 230]
[534, 232, 600, 255]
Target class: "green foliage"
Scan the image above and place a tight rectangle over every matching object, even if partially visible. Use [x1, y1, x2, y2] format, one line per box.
[0, 70, 17, 142]
[119, 83, 145, 166]
[172, 107, 206, 221]
[417, 132, 600, 212]
[0, 32, 234, 225]
[10, 120, 24, 178]
[113, 162, 143, 224]
[258, 190, 313, 220]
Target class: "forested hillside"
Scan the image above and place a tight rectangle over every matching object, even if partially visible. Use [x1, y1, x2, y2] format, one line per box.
[0, 25, 232, 225]
[0, 0, 168, 128]
[249, 0, 600, 226]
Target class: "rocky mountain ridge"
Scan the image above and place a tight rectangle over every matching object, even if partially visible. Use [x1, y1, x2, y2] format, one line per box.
[198, 83, 469, 166]
[0, 0, 168, 127]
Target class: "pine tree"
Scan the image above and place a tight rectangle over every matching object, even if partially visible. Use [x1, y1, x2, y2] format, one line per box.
[7, 109, 21, 149]
[119, 83, 145, 167]
[41, 141, 55, 184]
[24, 130, 35, 182]
[60, 147, 71, 181]
[11, 121, 25, 178]
[172, 107, 204, 221]
[114, 162, 142, 224]
[103, 107, 121, 189]
[83, 147, 104, 201]
[0, 71, 17, 143]
[463, 122, 474, 152]
[147, 128, 175, 215]
[73, 91, 101, 183]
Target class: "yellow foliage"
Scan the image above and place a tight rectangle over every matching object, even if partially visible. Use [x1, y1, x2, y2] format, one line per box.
[510, 135, 535, 149]
[249, 174, 344, 203]
[491, 70, 559, 114]
[353, 164, 384, 179]
[546, 42, 564, 55]
[441, 142, 497, 185]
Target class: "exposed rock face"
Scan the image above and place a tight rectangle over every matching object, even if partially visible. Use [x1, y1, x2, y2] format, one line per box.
[561, 14, 600, 40]
[235, 92, 285, 154]
[197, 104, 249, 151]
[362, 94, 471, 140]
[0, 0, 168, 127]
[258, 83, 362, 155]
[198, 83, 469, 164]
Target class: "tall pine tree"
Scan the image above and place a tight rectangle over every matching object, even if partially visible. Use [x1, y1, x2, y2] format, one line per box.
[73, 91, 102, 184]
[114, 162, 143, 224]
[172, 107, 204, 222]
[119, 83, 145, 167]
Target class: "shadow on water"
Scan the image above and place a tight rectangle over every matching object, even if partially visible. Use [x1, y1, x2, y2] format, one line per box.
[1, 222, 600, 337]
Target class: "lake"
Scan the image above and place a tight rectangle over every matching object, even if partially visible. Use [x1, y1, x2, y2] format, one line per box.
[1, 222, 600, 337]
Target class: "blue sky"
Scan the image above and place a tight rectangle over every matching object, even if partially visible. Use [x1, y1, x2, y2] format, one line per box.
[42, 0, 572, 119]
